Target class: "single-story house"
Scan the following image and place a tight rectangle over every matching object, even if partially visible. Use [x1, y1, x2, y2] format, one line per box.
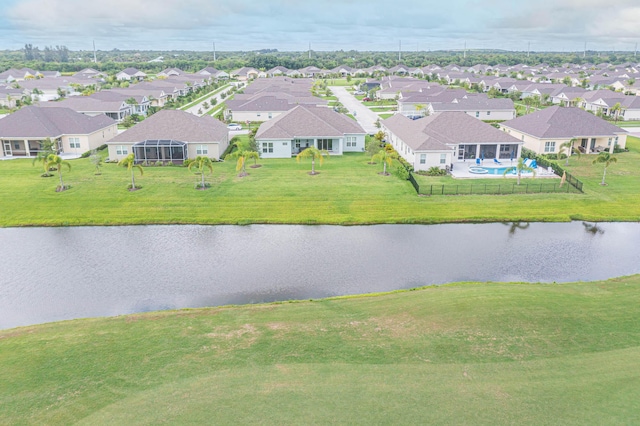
[38, 96, 133, 122]
[0, 106, 117, 157]
[501, 106, 627, 155]
[106, 109, 229, 164]
[116, 68, 147, 81]
[429, 96, 516, 121]
[382, 112, 522, 171]
[255, 105, 366, 158]
[232, 67, 260, 81]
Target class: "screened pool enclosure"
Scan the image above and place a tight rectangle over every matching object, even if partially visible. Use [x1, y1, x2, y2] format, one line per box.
[133, 139, 187, 164]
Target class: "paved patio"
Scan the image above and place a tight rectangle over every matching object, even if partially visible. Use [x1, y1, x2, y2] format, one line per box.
[450, 160, 558, 179]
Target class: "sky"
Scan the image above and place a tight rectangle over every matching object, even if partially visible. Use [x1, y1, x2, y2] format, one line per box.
[0, 0, 639, 52]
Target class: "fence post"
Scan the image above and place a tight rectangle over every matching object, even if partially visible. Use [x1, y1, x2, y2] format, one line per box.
[441, 185, 444, 195]
[430, 185, 433, 196]
[525, 184, 528, 194]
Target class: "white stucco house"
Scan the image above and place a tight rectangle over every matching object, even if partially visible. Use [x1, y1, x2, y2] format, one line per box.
[255, 105, 366, 158]
[382, 112, 523, 172]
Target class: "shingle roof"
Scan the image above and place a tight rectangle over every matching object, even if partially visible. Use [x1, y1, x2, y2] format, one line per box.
[256, 106, 365, 139]
[0, 106, 115, 138]
[108, 109, 228, 143]
[501, 106, 627, 138]
[382, 112, 521, 151]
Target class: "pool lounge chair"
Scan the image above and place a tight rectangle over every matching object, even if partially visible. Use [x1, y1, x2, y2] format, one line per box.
[475, 158, 481, 165]
[493, 158, 502, 165]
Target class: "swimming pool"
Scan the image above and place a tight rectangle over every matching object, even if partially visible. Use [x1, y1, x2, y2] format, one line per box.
[471, 166, 534, 175]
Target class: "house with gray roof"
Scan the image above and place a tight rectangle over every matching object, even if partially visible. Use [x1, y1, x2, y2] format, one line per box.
[501, 106, 627, 155]
[255, 105, 366, 158]
[382, 112, 523, 171]
[429, 95, 516, 121]
[106, 109, 229, 163]
[116, 68, 147, 81]
[197, 67, 229, 80]
[0, 106, 116, 158]
[38, 96, 133, 122]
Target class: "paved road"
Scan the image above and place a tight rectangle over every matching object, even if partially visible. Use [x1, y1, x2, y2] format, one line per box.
[184, 86, 234, 116]
[330, 86, 380, 134]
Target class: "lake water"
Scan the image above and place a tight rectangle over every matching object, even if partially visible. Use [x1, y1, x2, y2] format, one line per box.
[1, 222, 639, 329]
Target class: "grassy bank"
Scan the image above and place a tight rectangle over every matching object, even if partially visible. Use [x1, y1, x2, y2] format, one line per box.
[1, 276, 640, 424]
[0, 137, 639, 227]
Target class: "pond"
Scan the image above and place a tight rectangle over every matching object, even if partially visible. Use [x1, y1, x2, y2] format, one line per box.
[1, 222, 639, 329]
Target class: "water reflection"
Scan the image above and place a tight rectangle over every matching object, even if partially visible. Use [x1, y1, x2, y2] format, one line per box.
[502, 221, 530, 236]
[0, 222, 639, 329]
[583, 222, 605, 235]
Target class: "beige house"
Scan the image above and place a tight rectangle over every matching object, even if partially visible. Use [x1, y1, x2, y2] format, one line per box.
[501, 106, 627, 155]
[0, 106, 116, 157]
[107, 109, 229, 163]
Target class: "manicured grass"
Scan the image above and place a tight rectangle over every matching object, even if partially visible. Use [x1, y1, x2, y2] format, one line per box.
[2, 276, 640, 424]
[324, 78, 355, 86]
[378, 113, 394, 119]
[617, 120, 640, 127]
[1, 138, 640, 227]
[369, 106, 395, 112]
[363, 100, 396, 106]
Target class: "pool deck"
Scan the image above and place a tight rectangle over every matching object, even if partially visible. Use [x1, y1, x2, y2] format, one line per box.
[451, 161, 558, 179]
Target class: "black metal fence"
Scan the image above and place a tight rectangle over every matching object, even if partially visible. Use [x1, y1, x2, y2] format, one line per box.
[410, 176, 582, 196]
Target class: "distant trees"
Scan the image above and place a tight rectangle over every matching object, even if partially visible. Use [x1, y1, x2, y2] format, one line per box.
[24, 44, 69, 62]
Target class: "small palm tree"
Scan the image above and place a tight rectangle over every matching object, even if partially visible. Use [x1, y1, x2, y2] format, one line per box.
[371, 149, 394, 175]
[45, 154, 71, 191]
[188, 156, 214, 189]
[296, 146, 329, 175]
[225, 145, 258, 177]
[89, 150, 103, 175]
[118, 153, 144, 190]
[610, 102, 623, 124]
[558, 138, 578, 166]
[503, 157, 536, 185]
[592, 151, 617, 186]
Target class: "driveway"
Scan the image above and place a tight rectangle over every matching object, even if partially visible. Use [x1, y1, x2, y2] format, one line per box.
[330, 86, 380, 134]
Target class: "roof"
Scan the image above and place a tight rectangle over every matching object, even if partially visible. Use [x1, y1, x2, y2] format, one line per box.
[108, 109, 228, 143]
[256, 105, 365, 139]
[432, 97, 515, 112]
[501, 106, 627, 138]
[0, 106, 115, 138]
[382, 112, 521, 152]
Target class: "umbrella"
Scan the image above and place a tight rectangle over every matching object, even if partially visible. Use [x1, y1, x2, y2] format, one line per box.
[510, 150, 514, 162]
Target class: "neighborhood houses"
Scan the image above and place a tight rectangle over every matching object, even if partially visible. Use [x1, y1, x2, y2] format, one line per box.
[0, 58, 637, 194]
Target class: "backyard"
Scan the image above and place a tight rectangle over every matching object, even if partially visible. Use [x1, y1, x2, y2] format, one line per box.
[0, 136, 639, 227]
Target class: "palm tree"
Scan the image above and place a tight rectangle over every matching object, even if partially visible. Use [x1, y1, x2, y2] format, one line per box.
[89, 150, 103, 175]
[592, 152, 617, 186]
[45, 154, 71, 191]
[296, 146, 329, 175]
[415, 104, 426, 117]
[32, 137, 57, 176]
[225, 146, 258, 177]
[558, 138, 578, 166]
[118, 153, 144, 190]
[371, 149, 395, 175]
[610, 102, 623, 124]
[503, 157, 536, 185]
[188, 156, 214, 189]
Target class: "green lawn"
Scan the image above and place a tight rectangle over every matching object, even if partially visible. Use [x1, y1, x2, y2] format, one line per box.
[378, 113, 394, 119]
[1, 137, 639, 227]
[2, 276, 640, 424]
[364, 100, 396, 106]
[369, 106, 395, 112]
[617, 120, 640, 127]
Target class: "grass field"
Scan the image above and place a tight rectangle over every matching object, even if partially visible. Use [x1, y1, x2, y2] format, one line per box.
[1, 276, 640, 424]
[0, 137, 639, 227]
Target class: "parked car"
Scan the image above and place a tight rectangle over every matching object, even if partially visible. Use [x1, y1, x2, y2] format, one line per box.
[362, 97, 371, 102]
[227, 123, 242, 131]
[354, 90, 365, 95]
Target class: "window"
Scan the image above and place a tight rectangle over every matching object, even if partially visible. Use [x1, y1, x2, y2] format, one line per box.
[440, 154, 447, 164]
[14, 142, 19, 149]
[419, 154, 426, 164]
[608, 138, 612, 146]
[345, 136, 357, 147]
[317, 139, 333, 151]
[487, 111, 491, 116]
[196, 145, 208, 155]
[475, 111, 480, 117]
[262, 142, 273, 153]
[282, 142, 287, 146]
[268, 113, 272, 119]
[256, 113, 261, 117]
[116, 145, 128, 155]
[295, 140, 301, 149]
[69, 137, 80, 148]
[544, 141, 556, 153]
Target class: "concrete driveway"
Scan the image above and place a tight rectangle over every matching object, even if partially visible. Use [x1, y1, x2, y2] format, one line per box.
[330, 86, 381, 134]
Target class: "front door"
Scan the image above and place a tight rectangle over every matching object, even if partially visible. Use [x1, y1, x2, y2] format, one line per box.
[590, 138, 596, 151]
[3, 141, 12, 156]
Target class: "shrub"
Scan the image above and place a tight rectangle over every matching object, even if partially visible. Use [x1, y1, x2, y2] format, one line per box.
[425, 166, 447, 176]
[393, 165, 410, 180]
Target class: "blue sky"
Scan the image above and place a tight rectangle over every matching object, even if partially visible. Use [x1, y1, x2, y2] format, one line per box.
[0, 0, 639, 52]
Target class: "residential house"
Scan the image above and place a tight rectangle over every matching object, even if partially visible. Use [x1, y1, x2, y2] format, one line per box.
[0, 106, 116, 157]
[429, 95, 516, 121]
[38, 96, 133, 122]
[106, 109, 229, 163]
[197, 67, 229, 80]
[157, 68, 184, 78]
[232, 67, 260, 81]
[381, 112, 523, 171]
[116, 68, 147, 81]
[501, 106, 627, 155]
[255, 105, 366, 158]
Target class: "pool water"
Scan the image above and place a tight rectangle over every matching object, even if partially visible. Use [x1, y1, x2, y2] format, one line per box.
[479, 166, 534, 175]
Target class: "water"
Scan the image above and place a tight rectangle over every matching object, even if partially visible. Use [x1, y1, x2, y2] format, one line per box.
[1, 222, 639, 329]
